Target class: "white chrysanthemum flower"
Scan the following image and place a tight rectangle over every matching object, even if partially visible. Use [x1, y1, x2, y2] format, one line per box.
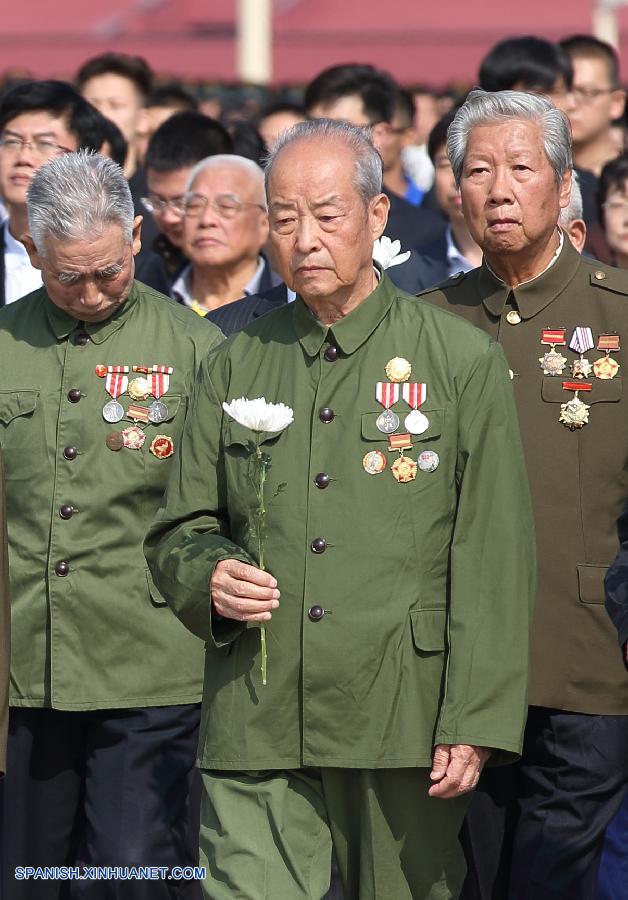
[222, 397, 294, 433]
[372, 236, 412, 270]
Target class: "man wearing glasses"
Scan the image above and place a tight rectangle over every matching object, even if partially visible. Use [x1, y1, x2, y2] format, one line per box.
[560, 35, 626, 178]
[0, 80, 106, 308]
[171, 154, 281, 316]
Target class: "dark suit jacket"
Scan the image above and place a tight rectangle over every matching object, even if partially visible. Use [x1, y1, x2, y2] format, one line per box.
[206, 283, 288, 336]
[604, 503, 628, 669]
[383, 188, 447, 251]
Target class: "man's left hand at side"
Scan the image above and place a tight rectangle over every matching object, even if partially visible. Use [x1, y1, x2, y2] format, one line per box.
[428, 744, 492, 798]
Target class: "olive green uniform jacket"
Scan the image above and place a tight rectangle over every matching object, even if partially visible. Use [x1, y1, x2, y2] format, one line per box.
[0, 452, 9, 772]
[145, 273, 536, 770]
[421, 236, 628, 715]
[0, 282, 223, 710]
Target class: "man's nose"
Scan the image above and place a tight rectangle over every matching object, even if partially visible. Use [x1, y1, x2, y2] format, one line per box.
[488, 167, 514, 203]
[294, 217, 320, 254]
[15, 142, 37, 165]
[80, 280, 101, 305]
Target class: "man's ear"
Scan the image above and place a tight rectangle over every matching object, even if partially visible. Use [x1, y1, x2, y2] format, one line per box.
[370, 192, 390, 241]
[565, 218, 587, 254]
[559, 169, 572, 211]
[131, 215, 143, 256]
[21, 233, 43, 271]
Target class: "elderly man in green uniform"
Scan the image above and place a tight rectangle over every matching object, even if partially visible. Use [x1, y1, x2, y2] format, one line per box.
[0, 151, 222, 898]
[419, 89, 628, 900]
[145, 119, 535, 900]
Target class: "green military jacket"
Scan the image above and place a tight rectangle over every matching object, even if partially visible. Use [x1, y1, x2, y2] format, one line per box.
[0, 452, 9, 773]
[0, 281, 223, 710]
[146, 273, 536, 770]
[421, 236, 628, 715]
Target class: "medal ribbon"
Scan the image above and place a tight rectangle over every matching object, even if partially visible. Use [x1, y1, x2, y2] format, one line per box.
[375, 382, 399, 409]
[105, 372, 128, 399]
[568, 327, 594, 355]
[127, 404, 150, 423]
[562, 381, 592, 393]
[541, 328, 566, 347]
[132, 365, 151, 373]
[388, 432, 413, 452]
[153, 365, 174, 374]
[597, 334, 620, 352]
[401, 382, 427, 409]
[149, 373, 169, 399]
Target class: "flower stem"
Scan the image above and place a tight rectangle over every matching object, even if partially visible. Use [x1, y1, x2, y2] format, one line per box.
[255, 445, 267, 684]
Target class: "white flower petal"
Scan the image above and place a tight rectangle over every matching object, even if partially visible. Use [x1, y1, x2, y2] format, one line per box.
[372, 236, 410, 269]
[223, 397, 294, 433]
[386, 250, 412, 269]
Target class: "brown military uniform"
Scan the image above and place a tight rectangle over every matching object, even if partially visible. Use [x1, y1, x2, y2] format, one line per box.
[420, 236, 628, 715]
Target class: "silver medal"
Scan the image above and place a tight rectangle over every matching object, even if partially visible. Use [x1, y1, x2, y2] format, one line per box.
[404, 409, 429, 435]
[148, 400, 169, 424]
[102, 400, 124, 423]
[375, 409, 400, 434]
[418, 450, 439, 473]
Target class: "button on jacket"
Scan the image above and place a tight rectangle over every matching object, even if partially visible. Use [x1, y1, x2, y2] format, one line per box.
[145, 273, 536, 771]
[420, 236, 628, 715]
[0, 282, 223, 710]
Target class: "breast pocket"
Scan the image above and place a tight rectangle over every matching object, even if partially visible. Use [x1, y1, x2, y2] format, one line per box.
[0, 390, 41, 451]
[541, 377, 622, 406]
[360, 409, 445, 493]
[361, 409, 444, 443]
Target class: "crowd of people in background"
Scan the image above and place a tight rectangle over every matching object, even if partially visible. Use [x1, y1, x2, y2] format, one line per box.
[0, 29, 627, 900]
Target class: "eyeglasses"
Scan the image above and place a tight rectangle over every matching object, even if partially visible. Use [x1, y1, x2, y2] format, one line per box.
[183, 192, 266, 219]
[0, 137, 73, 157]
[572, 86, 615, 104]
[603, 199, 628, 213]
[141, 196, 186, 216]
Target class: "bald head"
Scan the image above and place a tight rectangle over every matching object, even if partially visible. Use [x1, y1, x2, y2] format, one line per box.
[186, 154, 266, 207]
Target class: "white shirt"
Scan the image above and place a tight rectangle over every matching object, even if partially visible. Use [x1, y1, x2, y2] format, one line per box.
[171, 257, 266, 315]
[4, 221, 42, 305]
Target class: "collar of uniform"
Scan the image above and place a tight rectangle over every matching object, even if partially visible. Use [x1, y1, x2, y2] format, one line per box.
[44, 280, 140, 343]
[293, 266, 395, 358]
[479, 232, 580, 320]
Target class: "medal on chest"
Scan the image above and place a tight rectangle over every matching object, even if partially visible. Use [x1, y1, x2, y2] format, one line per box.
[593, 334, 621, 380]
[375, 382, 400, 433]
[102, 365, 129, 422]
[559, 381, 592, 430]
[148, 365, 173, 423]
[568, 326, 594, 379]
[388, 432, 417, 483]
[539, 328, 567, 376]
[401, 382, 429, 435]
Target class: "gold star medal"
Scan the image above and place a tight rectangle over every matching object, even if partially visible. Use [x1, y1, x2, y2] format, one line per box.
[388, 432, 416, 482]
[385, 357, 412, 383]
[559, 381, 592, 430]
[539, 328, 567, 376]
[593, 333, 620, 380]
[568, 326, 595, 379]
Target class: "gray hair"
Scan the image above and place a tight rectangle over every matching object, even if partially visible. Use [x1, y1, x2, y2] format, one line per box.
[559, 169, 583, 225]
[264, 119, 383, 205]
[447, 89, 572, 188]
[185, 154, 267, 208]
[27, 151, 134, 254]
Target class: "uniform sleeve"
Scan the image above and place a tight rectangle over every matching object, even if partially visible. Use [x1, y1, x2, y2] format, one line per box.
[604, 503, 628, 670]
[144, 349, 255, 645]
[434, 341, 536, 763]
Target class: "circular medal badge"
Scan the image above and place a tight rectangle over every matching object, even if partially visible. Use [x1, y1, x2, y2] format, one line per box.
[418, 450, 440, 473]
[121, 425, 146, 450]
[375, 409, 400, 434]
[404, 410, 429, 435]
[149, 435, 174, 459]
[391, 455, 417, 483]
[385, 357, 412, 383]
[102, 399, 124, 423]
[362, 450, 387, 475]
[593, 356, 620, 380]
[128, 376, 151, 400]
[559, 398, 590, 430]
[539, 349, 567, 376]
[148, 400, 169, 424]
[105, 431, 124, 451]
[95, 364, 107, 377]
[571, 357, 593, 379]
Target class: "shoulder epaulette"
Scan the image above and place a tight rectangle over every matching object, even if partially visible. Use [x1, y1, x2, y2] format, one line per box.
[417, 269, 469, 298]
[588, 265, 628, 296]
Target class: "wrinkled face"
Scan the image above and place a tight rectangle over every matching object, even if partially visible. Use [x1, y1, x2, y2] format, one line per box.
[433, 144, 464, 224]
[0, 111, 77, 210]
[602, 180, 628, 262]
[81, 74, 144, 143]
[460, 120, 570, 260]
[146, 166, 192, 247]
[182, 163, 268, 269]
[259, 110, 306, 150]
[26, 219, 142, 323]
[267, 137, 388, 303]
[568, 56, 625, 147]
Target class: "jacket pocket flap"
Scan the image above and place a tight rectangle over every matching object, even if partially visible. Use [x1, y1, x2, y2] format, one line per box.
[541, 378, 622, 406]
[577, 564, 607, 605]
[410, 608, 447, 651]
[145, 566, 168, 607]
[362, 409, 443, 442]
[0, 390, 39, 424]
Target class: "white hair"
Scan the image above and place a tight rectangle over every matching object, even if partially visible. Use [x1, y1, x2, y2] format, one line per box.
[559, 170, 583, 225]
[27, 150, 134, 254]
[447, 89, 572, 188]
[264, 118, 383, 205]
[185, 154, 267, 208]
